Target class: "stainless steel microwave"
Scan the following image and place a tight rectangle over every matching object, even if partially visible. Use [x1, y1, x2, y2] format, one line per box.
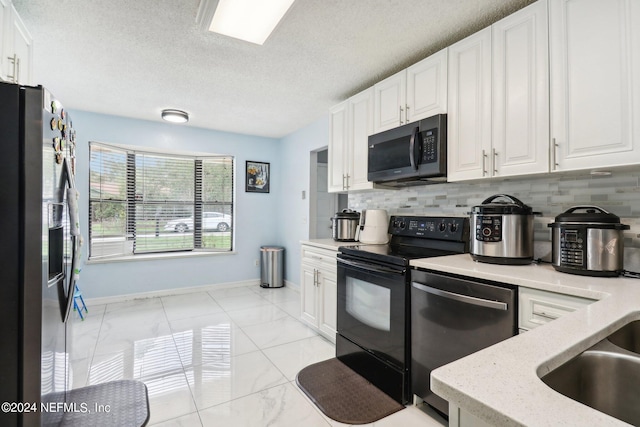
[367, 114, 446, 187]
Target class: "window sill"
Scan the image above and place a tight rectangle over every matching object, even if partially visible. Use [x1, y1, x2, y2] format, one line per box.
[86, 250, 235, 265]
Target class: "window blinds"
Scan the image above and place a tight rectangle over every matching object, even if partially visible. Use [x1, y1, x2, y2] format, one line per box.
[89, 142, 234, 259]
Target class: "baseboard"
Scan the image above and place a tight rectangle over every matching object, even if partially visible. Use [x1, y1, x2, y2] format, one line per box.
[284, 279, 299, 292]
[84, 279, 261, 306]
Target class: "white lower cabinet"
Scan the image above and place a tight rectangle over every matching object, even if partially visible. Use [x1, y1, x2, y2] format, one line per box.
[518, 286, 595, 332]
[449, 405, 493, 427]
[300, 245, 338, 343]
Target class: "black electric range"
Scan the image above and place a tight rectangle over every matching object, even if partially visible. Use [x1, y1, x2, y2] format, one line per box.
[335, 215, 469, 404]
[339, 215, 470, 265]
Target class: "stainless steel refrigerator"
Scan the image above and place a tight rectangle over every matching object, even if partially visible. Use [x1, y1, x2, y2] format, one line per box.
[0, 81, 81, 427]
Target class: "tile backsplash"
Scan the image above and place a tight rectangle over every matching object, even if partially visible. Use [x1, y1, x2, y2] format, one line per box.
[348, 169, 640, 272]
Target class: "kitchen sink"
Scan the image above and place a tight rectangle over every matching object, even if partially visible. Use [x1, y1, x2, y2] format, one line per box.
[607, 320, 640, 354]
[541, 331, 640, 425]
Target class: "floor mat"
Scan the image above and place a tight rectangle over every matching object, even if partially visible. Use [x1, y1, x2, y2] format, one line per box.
[42, 380, 150, 427]
[296, 358, 404, 424]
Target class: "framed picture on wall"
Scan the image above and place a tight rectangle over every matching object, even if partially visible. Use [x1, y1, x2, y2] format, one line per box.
[246, 161, 270, 193]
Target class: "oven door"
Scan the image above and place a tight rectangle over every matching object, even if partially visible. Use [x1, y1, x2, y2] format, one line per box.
[336, 254, 408, 369]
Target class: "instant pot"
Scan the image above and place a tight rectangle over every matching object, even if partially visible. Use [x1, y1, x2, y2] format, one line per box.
[470, 194, 537, 265]
[331, 209, 360, 241]
[548, 206, 629, 277]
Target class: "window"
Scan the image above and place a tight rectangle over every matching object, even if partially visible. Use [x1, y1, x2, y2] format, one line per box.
[89, 142, 234, 259]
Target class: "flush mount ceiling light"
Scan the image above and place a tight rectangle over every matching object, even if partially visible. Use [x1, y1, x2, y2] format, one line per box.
[196, 0, 295, 45]
[590, 170, 612, 176]
[161, 109, 189, 123]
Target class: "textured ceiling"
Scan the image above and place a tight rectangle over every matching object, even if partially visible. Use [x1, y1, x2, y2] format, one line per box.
[13, 0, 535, 138]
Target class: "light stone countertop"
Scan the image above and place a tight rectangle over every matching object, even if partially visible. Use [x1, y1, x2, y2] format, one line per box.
[410, 254, 640, 426]
[300, 239, 361, 251]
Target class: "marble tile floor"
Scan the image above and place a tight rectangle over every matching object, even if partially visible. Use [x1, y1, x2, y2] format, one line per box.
[70, 284, 446, 427]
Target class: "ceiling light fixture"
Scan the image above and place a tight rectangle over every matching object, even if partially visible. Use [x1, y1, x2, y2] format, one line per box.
[590, 170, 612, 176]
[197, 0, 295, 45]
[161, 109, 189, 124]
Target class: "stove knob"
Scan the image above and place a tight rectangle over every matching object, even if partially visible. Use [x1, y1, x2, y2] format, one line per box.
[450, 223, 458, 233]
[482, 227, 492, 237]
[399, 221, 406, 229]
[393, 220, 400, 228]
[439, 222, 447, 232]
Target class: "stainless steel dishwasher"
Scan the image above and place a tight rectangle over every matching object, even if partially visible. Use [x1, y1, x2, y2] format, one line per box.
[411, 268, 517, 416]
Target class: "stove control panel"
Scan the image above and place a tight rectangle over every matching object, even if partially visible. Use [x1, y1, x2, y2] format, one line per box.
[389, 216, 469, 241]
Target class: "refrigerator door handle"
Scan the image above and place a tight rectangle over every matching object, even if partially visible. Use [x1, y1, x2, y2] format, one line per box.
[57, 158, 83, 323]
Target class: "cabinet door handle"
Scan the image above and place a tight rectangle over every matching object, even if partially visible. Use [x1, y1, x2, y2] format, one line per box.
[533, 310, 560, 321]
[316, 270, 321, 286]
[342, 174, 346, 191]
[551, 138, 559, 170]
[492, 148, 498, 175]
[313, 269, 317, 286]
[482, 150, 488, 176]
[405, 104, 410, 123]
[345, 174, 350, 190]
[399, 106, 404, 125]
[16, 58, 20, 83]
[7, 54, 18, 83]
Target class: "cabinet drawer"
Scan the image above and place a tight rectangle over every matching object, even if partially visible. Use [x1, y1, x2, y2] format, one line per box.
[519, 287, 595, 331]
[301, 245, 337, 270]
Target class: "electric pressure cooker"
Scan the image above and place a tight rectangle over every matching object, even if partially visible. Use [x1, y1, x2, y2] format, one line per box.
[548, 206, 629, 277]
[330, 209, 360, 241]
[470, 194, 537, 265]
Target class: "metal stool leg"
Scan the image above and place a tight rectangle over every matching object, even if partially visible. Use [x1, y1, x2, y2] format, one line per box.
[73, 284, 88, 320]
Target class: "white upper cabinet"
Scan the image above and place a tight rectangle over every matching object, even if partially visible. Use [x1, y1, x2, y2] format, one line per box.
[406, 48, 448, 123]
[328, 100, 349, 192]
[0, 0, 10, 82]
[373, 48, 448, 134]
[550, 0, 640, 172]
[328, 88, 375, 192]
[448, 1, 549, 182]
[447, 27, 492, 181]
[1, 2, 33, 85]
[373, 70, 407, 133]
[492, 0, 549, 177]
[348, 88, 375, 191]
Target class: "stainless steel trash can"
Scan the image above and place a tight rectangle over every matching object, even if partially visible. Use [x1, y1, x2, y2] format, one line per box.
[260, 246, 284, 288]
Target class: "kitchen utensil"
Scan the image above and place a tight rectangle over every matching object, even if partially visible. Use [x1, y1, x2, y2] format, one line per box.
[548, 206, 629, 276]
[331, 209, 360, 241]
[357, 209, 389, 244]
[470, 194, 537, 265]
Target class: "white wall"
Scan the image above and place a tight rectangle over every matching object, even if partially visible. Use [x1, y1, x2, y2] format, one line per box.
[277, 116, 330, 285]
[73, 111, 282, 298]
